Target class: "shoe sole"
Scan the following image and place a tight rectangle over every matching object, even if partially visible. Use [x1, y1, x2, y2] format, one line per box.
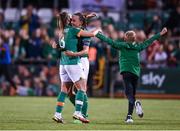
[73, 115, 90, 123]
[135, 101, 144, 118]
[52, 117, 64, 124]
[125, 120, 133, 124]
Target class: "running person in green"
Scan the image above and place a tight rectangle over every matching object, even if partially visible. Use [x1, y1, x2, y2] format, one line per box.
[52, 12, 99, 124]
[94, 27, 168, 123]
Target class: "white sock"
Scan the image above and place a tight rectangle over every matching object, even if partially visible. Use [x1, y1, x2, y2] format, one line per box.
[74, 111, 81, 115]
[55, 112, 62, 118]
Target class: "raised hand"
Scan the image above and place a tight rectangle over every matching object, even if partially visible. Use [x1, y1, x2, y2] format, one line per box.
[160, 27, 168, 36]
[50, 40, 57, 49]
[86, 12, 97, 18]
[92, 28, 102, 36]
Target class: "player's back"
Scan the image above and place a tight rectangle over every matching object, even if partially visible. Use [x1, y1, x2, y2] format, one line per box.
[60, 25, 81, 65]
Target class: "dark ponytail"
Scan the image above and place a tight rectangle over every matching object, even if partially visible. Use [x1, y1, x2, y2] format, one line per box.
[73, 12, 98, 29]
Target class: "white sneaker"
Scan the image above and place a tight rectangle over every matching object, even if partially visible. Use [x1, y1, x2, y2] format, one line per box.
[52, 113, 64, 123]
[135, 100, 144, 118]
[73, 112, 90, 123]
[125, 115, 133, 123]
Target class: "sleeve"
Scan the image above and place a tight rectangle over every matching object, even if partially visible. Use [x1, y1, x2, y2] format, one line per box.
[137, 33, 161, 51]
[95, 32, 129, 50]
[82, 37, 91, 46]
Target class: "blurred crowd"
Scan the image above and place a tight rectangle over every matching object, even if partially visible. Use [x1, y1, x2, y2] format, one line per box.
[0, 1, 180, 96]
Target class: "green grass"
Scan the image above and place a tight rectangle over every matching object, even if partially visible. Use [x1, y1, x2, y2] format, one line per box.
[0, 97, 180, 130]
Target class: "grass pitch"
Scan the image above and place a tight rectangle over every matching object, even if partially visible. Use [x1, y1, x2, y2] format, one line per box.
[0, 97, 180, 130]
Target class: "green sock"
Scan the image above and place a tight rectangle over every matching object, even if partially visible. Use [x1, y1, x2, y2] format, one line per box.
[56, 92, 67, 113]
[69, 94, 75, 106]
[82, 93, 88, 118]
[75, 90, 84, 112]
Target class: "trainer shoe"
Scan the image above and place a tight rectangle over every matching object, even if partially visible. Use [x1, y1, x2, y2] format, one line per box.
[135, 100, 144, 118]
[82, 114, 88, 119]
[125, 115, 133, 123]
[52, 114, 64, 124]
[73, 112, 90, 123]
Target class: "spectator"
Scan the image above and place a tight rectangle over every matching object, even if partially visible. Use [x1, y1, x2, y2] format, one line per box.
[34, 77, 44, 96]
[0, 34, 17, 94]
[100, 7, 114, 27]
[107, 30, 119, 61]
[117, 31, 125, 41]
[146, 33, 161, 68]
[19, 5, 40, 37]
[17, 79, 34, 96]
[12, 35, 26, 61]
[19, 29, 30, 58]
[136, 30, 147, 66]
[166, 3, 180, 36]
[88, 43, 98, 97]
[146, 15, 162, 34]
[28, 28, 43, 58]
[166, 44, 177, 67]
[41, 27, 58, 64]
[154, 45, 168, 68]
[49, 8, 59, 37]
[0, 12, 6, 29]
[173, 45, 180, 67]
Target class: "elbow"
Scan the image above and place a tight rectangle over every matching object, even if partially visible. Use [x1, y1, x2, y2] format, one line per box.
[82, 49, 89, 56]
[79, 50, 88, 56]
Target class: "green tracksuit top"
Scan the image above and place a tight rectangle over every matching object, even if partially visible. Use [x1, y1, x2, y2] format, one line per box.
[96, 32, 161, 77]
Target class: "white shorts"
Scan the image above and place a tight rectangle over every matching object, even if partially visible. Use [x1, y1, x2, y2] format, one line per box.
[59, 65, 85, 83]
[79, 57, 89, 80]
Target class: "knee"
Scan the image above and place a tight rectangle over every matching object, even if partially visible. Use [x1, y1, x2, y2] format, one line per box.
[125, 88, 131, 97]
[126, 94, 135, 104]
[74, 80, 86, 92]
[61, 85, 68, 93]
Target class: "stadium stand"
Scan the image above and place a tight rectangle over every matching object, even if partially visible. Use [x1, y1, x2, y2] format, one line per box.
[0, 0, 180, 98]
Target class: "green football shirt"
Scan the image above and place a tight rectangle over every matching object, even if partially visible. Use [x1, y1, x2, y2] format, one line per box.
[60, 25, 81, 65]
[96, 32, 161, 77]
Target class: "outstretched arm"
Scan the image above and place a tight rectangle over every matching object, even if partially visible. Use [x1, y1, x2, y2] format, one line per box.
[77, 28, 101, 37]
[138, 27, 168, 51]
[95, 32, 129, 50]
[77, 29, 94, 37]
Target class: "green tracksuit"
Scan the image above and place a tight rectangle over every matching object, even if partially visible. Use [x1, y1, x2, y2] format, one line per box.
[96, 32, 161, 77]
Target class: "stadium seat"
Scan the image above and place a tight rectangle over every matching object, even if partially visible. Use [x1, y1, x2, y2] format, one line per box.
[21, 8, 37, 16]
[4, 8, 20, 22]
[0, 8, 3, 13]
[128, 11, 145, 29]
[61, 8, 73, 16]
[161, 10, 170, 24]
[21, 9, 27, 16]
[128, 11, 145, 23]
[145, 10, 157, 24]
[37, 8, 52, 24]
[108, 12, 120, 22]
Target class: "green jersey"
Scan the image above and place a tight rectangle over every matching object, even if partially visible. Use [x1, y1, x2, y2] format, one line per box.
[96, 32, 161, 76]
[60, 25, 81, 65]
